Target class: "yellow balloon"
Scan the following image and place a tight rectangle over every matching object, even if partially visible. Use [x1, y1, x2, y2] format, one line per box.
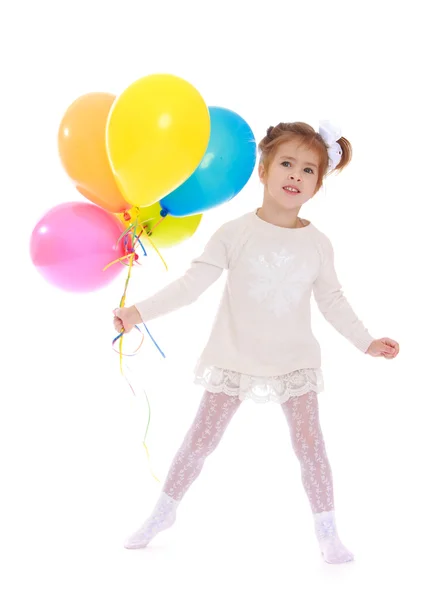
[120, 203, 202, 249]
[106, 74, 210, 209]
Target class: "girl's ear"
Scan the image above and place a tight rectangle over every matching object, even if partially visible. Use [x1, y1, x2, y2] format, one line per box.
[258, 162, 267, 184]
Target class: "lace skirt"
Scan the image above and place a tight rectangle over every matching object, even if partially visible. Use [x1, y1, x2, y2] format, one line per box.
[193, 364, 324, 404]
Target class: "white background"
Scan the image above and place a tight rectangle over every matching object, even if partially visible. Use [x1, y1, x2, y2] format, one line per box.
[2, 0, 444, 598]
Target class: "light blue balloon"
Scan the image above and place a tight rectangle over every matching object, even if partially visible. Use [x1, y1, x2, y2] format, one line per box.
[160, 106, 256, 217]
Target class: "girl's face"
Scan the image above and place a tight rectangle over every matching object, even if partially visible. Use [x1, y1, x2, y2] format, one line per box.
[259, 138, 320, 211]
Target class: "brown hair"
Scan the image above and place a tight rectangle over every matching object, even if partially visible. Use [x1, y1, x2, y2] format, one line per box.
[258, 122, 352, 195]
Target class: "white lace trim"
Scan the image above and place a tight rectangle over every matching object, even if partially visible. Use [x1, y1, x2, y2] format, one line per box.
[194, 365, 324, 404]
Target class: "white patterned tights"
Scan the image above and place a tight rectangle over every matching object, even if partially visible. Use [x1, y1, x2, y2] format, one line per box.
[124, 389, 353, 563]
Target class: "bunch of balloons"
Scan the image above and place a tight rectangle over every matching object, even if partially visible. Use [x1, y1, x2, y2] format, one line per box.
[30, 73, 257, 293]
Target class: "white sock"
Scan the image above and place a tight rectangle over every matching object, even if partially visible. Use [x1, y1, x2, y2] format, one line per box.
[313, 510, 354, 564]
[124, 492, 180, 549]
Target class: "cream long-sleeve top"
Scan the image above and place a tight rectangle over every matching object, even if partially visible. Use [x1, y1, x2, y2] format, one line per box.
[135, 210, 375, 377]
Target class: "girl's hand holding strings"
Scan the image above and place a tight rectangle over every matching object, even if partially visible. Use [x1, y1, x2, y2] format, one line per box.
[113, 306, 142, 334]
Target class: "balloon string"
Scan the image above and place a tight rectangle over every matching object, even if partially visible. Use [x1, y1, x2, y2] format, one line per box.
[112, 325, 163, 483]
[109, 215, 169, 273]
[138, 216, 167, 241]
[144, 214, 168, 235]
[137, 215, 169, 271]
[103, 252, 135, 271]
[117, 358, 161, 485]
[137, 231, 168, 271]
[116, 223, 136, 247]
[108, 223, 165, 483]
[118, 251, 134, 374]
[141, 322, 166, 358]
[136, 236, 147, 257]
[112, 326, 144, 356]
[105, 219, 168, 361]
[142, 386, 158, 481]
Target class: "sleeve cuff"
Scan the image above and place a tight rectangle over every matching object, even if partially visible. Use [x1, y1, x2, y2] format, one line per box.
[354, 334, 375, 354]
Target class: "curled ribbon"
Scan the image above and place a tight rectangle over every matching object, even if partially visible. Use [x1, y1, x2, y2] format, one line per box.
[104, 214, 169, 483]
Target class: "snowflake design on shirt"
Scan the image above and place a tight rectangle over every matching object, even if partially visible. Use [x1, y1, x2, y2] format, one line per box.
[248, 249, 310, 317]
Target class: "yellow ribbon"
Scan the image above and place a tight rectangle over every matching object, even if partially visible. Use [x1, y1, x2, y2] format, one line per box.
[104, 216, 169, 484]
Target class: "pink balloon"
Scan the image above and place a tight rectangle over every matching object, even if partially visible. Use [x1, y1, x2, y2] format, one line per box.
[30, 202, 127, 292]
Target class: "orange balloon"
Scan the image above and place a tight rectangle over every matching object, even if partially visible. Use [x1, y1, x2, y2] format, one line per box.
[58, 93, 131, 214]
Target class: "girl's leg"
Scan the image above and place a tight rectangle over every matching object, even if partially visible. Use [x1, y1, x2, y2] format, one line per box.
[125, 390, 242, 549]
[280, 390, 354, 564]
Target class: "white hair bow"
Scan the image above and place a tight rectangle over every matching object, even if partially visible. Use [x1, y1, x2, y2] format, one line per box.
[319, 120, 342, 172]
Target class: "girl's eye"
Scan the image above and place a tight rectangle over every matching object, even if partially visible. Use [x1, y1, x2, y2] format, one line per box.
[281, 161, 314, 174]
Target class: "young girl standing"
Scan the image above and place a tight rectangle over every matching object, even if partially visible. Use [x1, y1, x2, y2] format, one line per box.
[113, 120, 399, 564]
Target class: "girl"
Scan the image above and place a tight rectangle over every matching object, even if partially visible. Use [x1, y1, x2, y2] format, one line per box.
[113, 120, 400, 564]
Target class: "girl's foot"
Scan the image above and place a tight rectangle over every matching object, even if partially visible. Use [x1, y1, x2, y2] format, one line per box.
[124, 492, 179, 549]
[313, 510, 354, 564]
[319, 537, 355, 564]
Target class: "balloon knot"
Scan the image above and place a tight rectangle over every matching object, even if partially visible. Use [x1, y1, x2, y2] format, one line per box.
[123, 211, 131, 221]
[160, 208, 169, 218]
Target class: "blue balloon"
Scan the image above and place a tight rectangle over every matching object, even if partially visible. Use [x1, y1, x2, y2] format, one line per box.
[160, 106, 256, 217]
